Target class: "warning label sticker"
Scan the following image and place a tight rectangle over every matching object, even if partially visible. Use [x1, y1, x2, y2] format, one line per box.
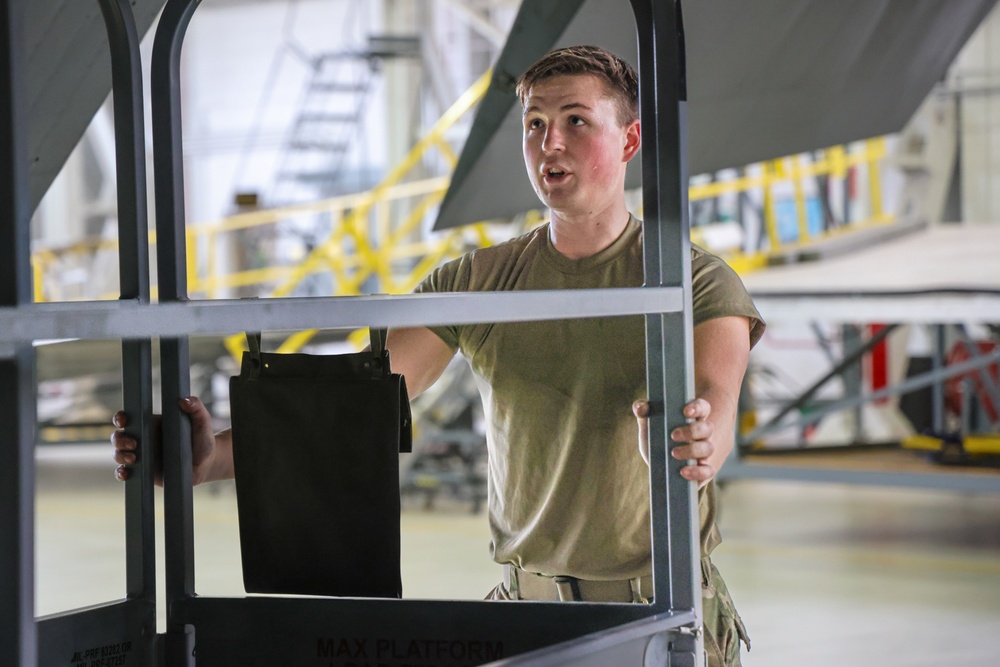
[70, 641, 132, 667]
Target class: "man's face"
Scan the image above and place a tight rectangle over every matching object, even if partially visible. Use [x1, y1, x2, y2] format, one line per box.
[521, 73, 639, 218]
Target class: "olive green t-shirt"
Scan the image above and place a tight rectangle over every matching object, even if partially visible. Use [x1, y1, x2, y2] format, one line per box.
[415, 217, 764, 580]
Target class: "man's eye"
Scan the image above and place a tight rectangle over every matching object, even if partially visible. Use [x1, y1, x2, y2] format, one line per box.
[528, 118, 544, 130]
[569, 116, 585, 126]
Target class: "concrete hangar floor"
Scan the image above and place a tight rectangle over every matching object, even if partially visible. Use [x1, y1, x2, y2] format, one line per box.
[35, 440, 1000, 667]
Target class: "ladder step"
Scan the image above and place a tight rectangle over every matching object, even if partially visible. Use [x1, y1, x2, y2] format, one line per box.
[288, 140, 351, 152]
[298, 112, 359, 124]
[367, 34, 421, 59]
[310, 82, 369, 94]
[315, 51, 363, 64]
[276, 170, 344, 183]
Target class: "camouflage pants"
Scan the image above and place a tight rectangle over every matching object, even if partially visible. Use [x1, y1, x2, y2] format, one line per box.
[487, 557, 750, 667]
[702, 556, 750, 667]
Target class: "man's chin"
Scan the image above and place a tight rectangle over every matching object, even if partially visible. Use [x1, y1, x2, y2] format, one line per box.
[537, 190, 575, 211]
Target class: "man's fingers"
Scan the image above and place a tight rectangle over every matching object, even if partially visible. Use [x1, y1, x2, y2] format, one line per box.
[111, 414, 137, 482]
[113, 448, 137, 465]
[111, 431, 136, 450]
[680, 462, 714, 483]
[111, 430, 136, 461]
[179, 396, 212, 428]
[178, 396, 204, 415]
[672, 440, 713, 462]
[637, 398, 718, 486]
[634, 400, 650, 465]
[670, 419, 713, 443]
[683, 397, 711, 421]
[637, 398, 711, 426]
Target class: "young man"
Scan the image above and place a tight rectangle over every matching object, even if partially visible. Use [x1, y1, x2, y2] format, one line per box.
[113, 45, 762, 667]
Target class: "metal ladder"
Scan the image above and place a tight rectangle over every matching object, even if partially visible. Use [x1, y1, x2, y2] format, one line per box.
[271, 35, 420, 205]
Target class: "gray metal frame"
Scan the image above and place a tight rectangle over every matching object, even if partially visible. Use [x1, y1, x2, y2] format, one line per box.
[1, 0, 702, 665]
[1, 2, 36, 665]
[2, 1, 160, 665]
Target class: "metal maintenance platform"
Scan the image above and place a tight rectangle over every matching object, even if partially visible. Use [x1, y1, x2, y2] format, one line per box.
[1, 1, 703, 665]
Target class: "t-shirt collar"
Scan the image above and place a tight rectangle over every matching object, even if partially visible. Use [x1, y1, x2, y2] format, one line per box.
[541, 214, 641, 274]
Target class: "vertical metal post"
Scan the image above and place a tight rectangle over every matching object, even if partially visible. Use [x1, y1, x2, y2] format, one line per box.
[0, 353, 35, 667]
[932, 325, 947, 433]
[96, 0, 158, 625]
[841, 325, 863, 443]
[630, 0, 702, 664]
[151, 0, 203, 663]
[943, 88, 963, 223]
[960, 378, 973, 435]
[0, 1, 37, 665]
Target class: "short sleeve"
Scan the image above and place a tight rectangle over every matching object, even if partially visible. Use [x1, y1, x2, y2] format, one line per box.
[690, 245, 766, 349]
[412, 255, 471, 351]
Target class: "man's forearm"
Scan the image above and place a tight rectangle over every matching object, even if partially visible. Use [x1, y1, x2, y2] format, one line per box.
[692, 316, 752, 482]
[200, 427, 235, 484]
[700, 387, 738, 477]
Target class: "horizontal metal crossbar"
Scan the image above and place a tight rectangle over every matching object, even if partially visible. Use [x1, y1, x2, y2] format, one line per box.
[0, 287, 682, 344]
[170, 595, 690, 665]
[751, 290, 1000, 323]
[489, 612, 696, 666]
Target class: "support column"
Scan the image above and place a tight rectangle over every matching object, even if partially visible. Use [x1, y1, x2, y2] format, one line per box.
[379, 0, 422, 292]
[631, 0, 703, 664]
[932, 325, 947, 433]
[96, 0, 158, 621]
[0, 1, 37, 665]
[151, 1, 203, 663]
[842, 325, 864, 443]
[0, 352, 35, 667]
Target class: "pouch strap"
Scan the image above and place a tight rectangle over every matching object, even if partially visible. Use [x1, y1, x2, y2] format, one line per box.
[369, 327, 386, 357]
[246, 331, 262, 379]
[368, 328, 388, 379]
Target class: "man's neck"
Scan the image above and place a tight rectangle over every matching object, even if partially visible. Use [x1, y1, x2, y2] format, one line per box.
[548, 204, 631, 259]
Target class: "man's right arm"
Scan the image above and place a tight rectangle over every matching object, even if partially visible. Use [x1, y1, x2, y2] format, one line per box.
[112, 326, 455, 484]
[386, 326, 456, 397]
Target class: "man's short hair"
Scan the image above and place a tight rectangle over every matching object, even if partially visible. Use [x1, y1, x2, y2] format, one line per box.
[515, 45, 639, 126]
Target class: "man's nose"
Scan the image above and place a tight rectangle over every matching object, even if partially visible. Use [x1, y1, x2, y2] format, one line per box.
[542, 126, 564, 153]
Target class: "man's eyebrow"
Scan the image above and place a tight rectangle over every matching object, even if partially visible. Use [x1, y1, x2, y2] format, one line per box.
[522, 101, 593, 117]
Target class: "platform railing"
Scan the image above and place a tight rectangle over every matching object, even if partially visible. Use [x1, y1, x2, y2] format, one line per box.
[690, 137, 892, 273]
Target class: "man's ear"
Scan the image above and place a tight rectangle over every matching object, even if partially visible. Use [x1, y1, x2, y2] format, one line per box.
[623, 120, 641, 162]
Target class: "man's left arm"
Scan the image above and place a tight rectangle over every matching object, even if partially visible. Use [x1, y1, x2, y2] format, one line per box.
[634, 315, 751, 485]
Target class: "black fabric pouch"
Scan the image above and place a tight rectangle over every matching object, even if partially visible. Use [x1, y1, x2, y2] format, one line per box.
[229, 328, 411, 598]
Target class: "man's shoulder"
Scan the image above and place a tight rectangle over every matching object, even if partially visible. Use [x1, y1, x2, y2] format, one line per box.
[691, 242, 747, 277]
[469, 224, 548, 263]
[449, 224, 548, 276]
[417, 224, 549, 293]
